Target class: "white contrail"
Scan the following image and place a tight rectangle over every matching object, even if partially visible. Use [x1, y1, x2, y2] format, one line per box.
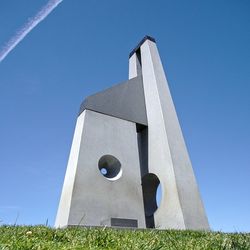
[0, 0, 63, 63]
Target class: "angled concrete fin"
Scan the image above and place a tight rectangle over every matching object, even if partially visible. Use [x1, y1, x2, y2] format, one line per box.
[79, 75, 148, 126]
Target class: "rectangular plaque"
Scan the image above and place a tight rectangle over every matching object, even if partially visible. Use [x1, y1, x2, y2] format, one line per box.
[111, 218, 138, 228]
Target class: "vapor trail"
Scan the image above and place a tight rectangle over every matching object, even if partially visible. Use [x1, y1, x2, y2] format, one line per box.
[0, 0, 63, 63]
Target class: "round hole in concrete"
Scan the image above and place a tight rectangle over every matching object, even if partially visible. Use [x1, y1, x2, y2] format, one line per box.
[98, 155, 122, 181]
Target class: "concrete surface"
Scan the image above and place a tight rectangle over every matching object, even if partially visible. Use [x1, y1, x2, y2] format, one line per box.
[55, 36, 209, 230]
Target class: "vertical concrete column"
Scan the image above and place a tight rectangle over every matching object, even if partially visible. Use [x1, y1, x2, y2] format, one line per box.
[129, 53, 138, 79]
[128, 37, 209, 230]
[141, 40, 209, 229]
[139, 40, 186, 229]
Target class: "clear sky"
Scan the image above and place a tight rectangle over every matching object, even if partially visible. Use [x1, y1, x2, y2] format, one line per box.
[0, 0, 249, 232]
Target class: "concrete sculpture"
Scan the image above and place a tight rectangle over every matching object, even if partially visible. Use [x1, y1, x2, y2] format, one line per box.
[55, 36, 209, 230]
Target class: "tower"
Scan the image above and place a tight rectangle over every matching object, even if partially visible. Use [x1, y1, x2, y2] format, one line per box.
[55, 36, 209, 230]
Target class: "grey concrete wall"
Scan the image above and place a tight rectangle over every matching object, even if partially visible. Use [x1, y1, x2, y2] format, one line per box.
[56, 36, 209, 230]
[56, 110, 146, 228]
[139, 42, 186, 229]
[80, 75, 148, 126]
[55, 111, 86, 228]
[142, 40, 209, 230]
[129, 39, 209, 230]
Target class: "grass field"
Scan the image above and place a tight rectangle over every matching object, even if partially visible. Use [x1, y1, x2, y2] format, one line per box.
[0, 226, 249, 249]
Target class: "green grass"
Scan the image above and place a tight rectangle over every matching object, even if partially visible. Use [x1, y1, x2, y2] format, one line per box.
[0, 226, 249, 250]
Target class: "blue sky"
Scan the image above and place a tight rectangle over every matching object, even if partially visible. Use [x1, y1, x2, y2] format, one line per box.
[0, 0, 249, 232]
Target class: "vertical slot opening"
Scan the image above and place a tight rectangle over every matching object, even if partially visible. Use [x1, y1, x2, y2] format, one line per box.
[135, 48, 142, 76]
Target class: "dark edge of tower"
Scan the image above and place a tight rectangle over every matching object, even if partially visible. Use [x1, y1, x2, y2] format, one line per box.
[129, 35, 156, 58]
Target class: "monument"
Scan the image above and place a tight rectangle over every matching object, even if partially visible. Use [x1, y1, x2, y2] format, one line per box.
[55, 36, 209, 230]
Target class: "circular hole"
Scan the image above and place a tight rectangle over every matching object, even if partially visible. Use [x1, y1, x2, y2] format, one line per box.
[98, 155, 122, 181]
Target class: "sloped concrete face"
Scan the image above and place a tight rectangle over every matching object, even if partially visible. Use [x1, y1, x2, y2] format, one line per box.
[55, 110, 146, 228]
[55, 36, 209, 230]
[129, 38, 209, 230]
[79, 75, 148, 126]
[55, 111, 86, 228]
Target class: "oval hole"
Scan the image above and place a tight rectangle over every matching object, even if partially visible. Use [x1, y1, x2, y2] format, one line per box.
[98, 155, 122, 181]
[142, 173, 161, 217]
